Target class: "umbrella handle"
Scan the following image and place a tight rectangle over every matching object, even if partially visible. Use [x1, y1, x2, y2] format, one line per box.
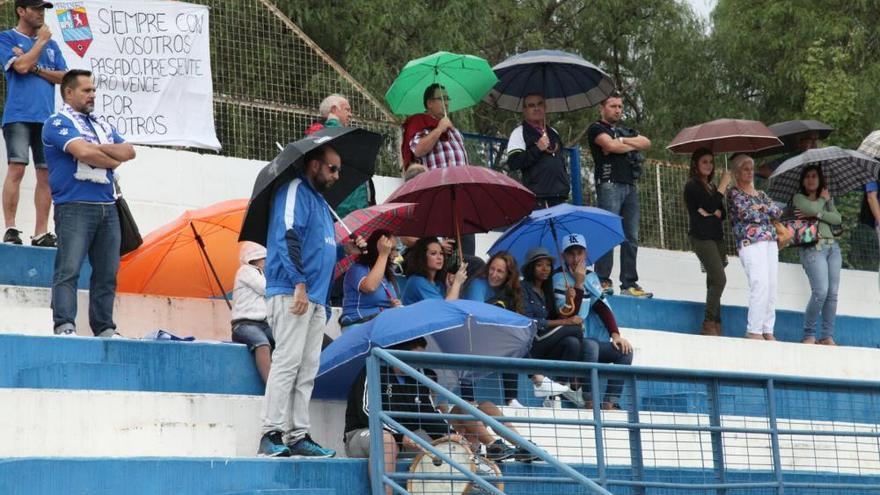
[548, 216, 577, 317]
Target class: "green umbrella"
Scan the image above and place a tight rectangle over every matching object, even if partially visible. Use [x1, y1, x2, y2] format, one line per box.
[384, 51, 498, 116]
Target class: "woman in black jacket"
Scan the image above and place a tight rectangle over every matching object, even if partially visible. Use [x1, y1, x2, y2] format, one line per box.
[683, 148, 731, 336]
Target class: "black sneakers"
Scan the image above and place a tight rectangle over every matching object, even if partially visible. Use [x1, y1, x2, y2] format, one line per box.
[2, 229, 57, 247]
[3, 228, 22, 245]
[31, 232, 57, 247]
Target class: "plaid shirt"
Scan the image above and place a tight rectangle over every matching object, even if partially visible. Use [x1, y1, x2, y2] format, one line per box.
[410, 127, 469, 169]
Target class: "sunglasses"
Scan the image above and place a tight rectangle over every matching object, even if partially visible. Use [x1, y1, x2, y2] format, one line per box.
[327, 164, 340, 173]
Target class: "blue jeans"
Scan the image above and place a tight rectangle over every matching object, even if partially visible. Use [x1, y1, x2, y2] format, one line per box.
[799, 242, 841, 340]
[594, 182, 640, 288]
[52, 202, 121, 335]
[582, 338, 634, 402]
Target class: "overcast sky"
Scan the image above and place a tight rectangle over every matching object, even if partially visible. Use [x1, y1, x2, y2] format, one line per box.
[685, 0, 717, 21]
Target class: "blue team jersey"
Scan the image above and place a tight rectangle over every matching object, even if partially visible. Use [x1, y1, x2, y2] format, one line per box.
[401, 274, 445, 305]
[42, 113, 124, 204]
[340, 263, 398, 325]
[0, 29, 68, 125]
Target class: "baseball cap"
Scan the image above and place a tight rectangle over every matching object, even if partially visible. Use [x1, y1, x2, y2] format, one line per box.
[560, 233, 587, 252]
[16, 0, 54, 8]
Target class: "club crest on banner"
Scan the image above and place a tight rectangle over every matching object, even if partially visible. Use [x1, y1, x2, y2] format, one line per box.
[56, 4, 93, 57]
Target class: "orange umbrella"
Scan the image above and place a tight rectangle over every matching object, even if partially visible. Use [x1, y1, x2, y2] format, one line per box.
[117, 199, 248, 306]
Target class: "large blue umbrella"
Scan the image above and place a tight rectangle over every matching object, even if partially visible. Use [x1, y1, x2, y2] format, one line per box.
[489, 203, 624, 266]
[483, 50, 616, 113]
[313, 299, 536, 399]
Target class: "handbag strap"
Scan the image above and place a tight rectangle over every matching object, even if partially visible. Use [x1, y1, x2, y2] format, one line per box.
[112, 175, 122, 197]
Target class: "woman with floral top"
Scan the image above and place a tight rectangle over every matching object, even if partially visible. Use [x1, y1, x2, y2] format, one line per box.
[727, 153, 783, 340]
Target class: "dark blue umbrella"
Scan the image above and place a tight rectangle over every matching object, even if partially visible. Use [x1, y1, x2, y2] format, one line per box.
[483, 50, 616, 113]
[489, 203, 624, 266]
[313, 299, 536, 400]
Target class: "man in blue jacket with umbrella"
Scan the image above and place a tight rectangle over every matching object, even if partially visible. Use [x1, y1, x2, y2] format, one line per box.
[258, 144, 364, 458]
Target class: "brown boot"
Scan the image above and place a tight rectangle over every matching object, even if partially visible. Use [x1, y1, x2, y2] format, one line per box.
[700, 320, 717, 336]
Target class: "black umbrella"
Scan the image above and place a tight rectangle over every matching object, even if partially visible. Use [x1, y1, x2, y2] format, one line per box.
[239, 127, 383, 245]
[754, 120, 835, 159]
[767, 146, 880, 202]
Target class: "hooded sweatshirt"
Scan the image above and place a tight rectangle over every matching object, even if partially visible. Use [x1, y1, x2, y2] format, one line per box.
[231, 242, 267, 324]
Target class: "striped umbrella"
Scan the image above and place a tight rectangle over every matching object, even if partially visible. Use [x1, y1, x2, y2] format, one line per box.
[858, 130, 880, 159]
[767, 146, 880, 202]
[333, 203, 417, 279]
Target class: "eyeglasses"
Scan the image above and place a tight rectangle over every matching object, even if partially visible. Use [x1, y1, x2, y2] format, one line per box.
[430, 95, 451, 102]
[327, 164, 340, 173]
[524, 101, 545, 109]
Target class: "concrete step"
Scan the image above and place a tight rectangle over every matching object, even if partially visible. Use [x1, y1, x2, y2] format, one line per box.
[0, 388, 347, 458]
[0, 283, 344, 342]
[0, 334, 264, 395]
[0, 457, 360, 495]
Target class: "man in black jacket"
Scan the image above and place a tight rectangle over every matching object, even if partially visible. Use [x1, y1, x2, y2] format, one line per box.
[587, 92, 652, 298]
[505, 94, 570, 208]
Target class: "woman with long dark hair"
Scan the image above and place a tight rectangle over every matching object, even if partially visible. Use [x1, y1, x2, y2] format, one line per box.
[401, 237, 468, 305]
[340, 229, 402, 327]
[792, 164, 842, 345]
[683, 147, 731, 336]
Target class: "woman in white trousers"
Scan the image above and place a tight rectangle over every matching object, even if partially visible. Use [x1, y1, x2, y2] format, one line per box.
[726, 154, 783, 340]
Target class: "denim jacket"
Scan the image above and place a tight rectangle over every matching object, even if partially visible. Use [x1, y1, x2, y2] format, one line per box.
[521, 283, 555, 335]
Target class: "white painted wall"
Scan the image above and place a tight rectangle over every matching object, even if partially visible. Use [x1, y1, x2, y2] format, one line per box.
[3, 386, 878, 476]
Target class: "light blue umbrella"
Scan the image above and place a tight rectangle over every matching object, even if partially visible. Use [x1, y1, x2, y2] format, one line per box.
[489, 203, 624, 266]
[313, 299, 536, 400]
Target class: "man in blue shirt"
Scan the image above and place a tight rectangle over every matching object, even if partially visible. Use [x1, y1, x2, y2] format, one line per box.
[259, 143, 364, 458]
[42, 69, 135, 336]
[1, 0, 67, 246]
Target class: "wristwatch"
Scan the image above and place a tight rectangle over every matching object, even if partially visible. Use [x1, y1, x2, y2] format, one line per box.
[32, 65, 41, 74]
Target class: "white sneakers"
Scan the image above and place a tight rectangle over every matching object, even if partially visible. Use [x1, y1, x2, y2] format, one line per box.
[532, 376, 586, 408]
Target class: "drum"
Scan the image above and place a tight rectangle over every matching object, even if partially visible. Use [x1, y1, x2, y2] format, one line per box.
[407, 436, 503, 495]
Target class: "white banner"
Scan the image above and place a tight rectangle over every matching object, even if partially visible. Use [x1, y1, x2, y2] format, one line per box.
[46, 0, 221, 150]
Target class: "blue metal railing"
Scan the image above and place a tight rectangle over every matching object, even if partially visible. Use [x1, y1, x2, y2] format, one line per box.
[461, 132, 584, 206]
[366, 348, 880, 495]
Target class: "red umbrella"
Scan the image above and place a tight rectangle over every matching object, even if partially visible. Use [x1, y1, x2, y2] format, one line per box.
[667, 119, 783, 154]
[333, 203, 418, 243]
[385, 165, 535, 258]
[332, 202, 417, 279]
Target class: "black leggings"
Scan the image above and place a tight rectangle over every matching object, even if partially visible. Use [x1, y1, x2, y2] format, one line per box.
[529, 324, 584, 383]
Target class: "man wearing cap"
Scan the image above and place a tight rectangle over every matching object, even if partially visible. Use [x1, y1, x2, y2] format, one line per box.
[1, 0, 67, 246]
[552, 233, 633, 410]
[506, 93, 570, 208]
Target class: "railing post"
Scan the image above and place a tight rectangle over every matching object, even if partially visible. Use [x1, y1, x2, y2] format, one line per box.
[590, 367, 607, 488]
[366, 355, 386, 495]
[655, 161, 666, 249]
[766, 379, 785, 495]
[626, 374, 646, 495]
[570, 147, 584, 206]
[708, 378, 727, 495]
